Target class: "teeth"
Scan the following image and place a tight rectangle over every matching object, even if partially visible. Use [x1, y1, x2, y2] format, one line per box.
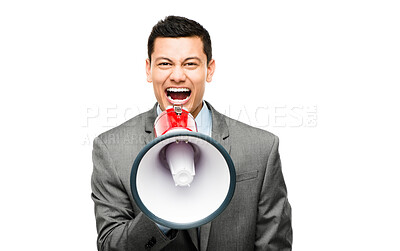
[167, 88, 190, 92]
[168, 95, 190, 102]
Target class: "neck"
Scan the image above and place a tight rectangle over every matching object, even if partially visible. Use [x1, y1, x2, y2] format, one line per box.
[191, 102, 203, 118]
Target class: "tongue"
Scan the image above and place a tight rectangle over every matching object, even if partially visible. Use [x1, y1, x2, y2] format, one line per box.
[170, 92, 189, 100]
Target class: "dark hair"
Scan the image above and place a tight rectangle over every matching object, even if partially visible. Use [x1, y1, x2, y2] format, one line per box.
[147, 16, 212, 64]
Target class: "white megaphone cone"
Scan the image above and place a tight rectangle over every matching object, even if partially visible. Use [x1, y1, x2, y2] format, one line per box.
[130, 105, 236, 229]
[166, 141, 195, 186]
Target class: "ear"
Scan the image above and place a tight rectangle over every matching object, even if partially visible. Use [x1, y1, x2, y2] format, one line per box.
[206, 59, 215, 83]
[146, 58, 152, 83]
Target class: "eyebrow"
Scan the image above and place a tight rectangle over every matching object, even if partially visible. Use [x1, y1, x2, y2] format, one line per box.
[155, 57, 173, 62]
[155, 57, 203, 63]
[183, 57, 202, 62]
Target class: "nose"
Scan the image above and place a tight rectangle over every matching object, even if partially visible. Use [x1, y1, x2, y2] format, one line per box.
[169, 66, 186, 83]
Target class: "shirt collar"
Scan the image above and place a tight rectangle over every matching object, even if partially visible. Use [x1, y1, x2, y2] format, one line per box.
[156, 101, 212, 136]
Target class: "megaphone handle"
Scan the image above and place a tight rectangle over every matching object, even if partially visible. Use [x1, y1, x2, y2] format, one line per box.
[173, 105, 183, 115]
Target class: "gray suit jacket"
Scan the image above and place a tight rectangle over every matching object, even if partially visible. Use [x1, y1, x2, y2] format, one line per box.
[91, 101, 292, 250]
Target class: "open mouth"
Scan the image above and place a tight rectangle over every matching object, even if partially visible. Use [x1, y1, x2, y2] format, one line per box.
[165, 87, 191, 105]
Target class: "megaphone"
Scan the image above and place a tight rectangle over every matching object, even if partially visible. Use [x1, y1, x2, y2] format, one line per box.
[130, 105, 236, 229]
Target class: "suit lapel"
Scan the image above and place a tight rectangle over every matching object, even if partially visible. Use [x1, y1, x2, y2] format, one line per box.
[187, 228, 199, 250]
[200, 101, 231, 251]
[199, 222, 211, 251]
[144, 103, 158, 144]
[207, 101, 231, 155]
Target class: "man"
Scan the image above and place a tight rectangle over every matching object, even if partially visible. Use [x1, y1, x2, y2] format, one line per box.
[92, 16, 292, 250]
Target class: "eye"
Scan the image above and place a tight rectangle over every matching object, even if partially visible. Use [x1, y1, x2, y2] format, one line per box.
[184, 62, 198, 68]
[158, 62, 172, 69]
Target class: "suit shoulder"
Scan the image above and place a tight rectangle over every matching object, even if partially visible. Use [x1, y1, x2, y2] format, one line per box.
[222, 113, 278, 142]
[96, 108, 151, 142]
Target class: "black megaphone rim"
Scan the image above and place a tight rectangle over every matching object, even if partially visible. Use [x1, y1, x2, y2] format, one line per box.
[130, 130, 236, 230]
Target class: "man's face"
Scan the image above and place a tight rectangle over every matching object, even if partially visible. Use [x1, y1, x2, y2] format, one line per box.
[146, 36, 215, 118]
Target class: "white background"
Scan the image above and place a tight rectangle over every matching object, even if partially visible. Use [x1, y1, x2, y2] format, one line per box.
[1, 0, 399, 250]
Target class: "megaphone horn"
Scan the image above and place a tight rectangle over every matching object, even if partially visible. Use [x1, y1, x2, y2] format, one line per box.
[130, 105, 235, 229]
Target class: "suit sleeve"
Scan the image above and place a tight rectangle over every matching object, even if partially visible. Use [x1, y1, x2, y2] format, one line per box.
[91, 136, 176, 251]
[255, 135, 293, 250]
